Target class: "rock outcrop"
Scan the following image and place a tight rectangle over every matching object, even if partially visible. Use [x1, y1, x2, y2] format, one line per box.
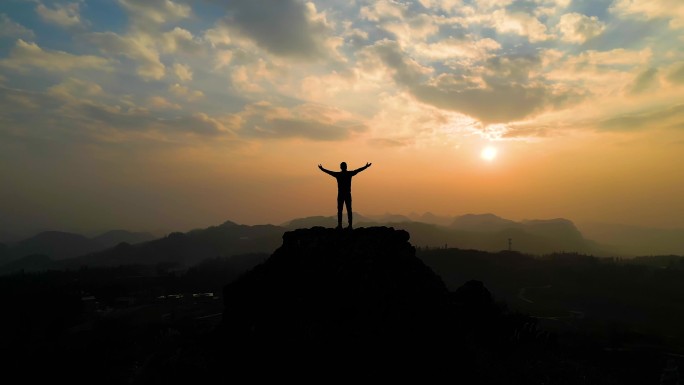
[220, 227, 454, 357]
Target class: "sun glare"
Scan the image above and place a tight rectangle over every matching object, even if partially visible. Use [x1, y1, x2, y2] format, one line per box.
[481, 146, 498, 161]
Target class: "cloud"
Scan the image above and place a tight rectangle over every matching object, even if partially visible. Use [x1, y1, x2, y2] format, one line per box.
[228, 59, 285, 94]
[474, 0, 515, 10]
[168, 83, 204, 102]
[212, 50, 233, 70]
[47, 78, 103, 101]
[452, 4, 554, 42]
[600, 104, 684, 131]
[204, 25, 232, 48]
[231, 66, 264, 93]
[214, 0, 332, 59]
[366, 40, 573, 124]
[361, 40, 433, 85]
[499, 121, 552, 138]
[173, 63, 192, 82]
[551, 48, 653, 75]
[380, 14, 441, 47]
[458, 7, 552, 42]
[413, 36, 501, 62]
[359, 4, 446, 48]
[0, 39, 110, 73]
[0, 86, 55, 112]
[365, 92, 471, 147]
[540, 47, 654, 98]
[238, 101, 368, 141]
[87, 31, 165, 80]
[416, 0, 463, 14]
[117, 0, 190, 26]
[411, 80, 554, 123]
[257, 118, 360, 140]
[343, 27, 369, 49]
[148, 96, 181, 110]
[611, 0, 684, 29]
[162, 27, 203, 54]
[489, 9, 551, 42]
[367, 137, 415, 147]
[84, 2, 201, 81]
[297, 69, 381, 108]
[667, 62, 684, 84]
[78, 1, 203, 82]
[0, 13, 35, 38]
[160, 112, 235, 136]
[629, 67, 659, 94]
[36, 2, 86, 28]
[557, 13, 606, 44]
[360, 0, 408, 22]
[0, 85, 235, 144]
[69, 102, 237, 138]
[530, 0, 571, 17]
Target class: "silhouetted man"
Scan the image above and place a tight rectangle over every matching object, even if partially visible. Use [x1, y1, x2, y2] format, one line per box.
[318, 162, 372, 229]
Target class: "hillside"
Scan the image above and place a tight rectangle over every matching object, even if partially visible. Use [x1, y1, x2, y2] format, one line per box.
[0, 230, 155, 265]
[66, 221, 285, 268]
[220, 226, 451, 352]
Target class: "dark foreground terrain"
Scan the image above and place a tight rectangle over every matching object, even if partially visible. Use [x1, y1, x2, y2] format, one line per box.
[2, 227, 682, 384]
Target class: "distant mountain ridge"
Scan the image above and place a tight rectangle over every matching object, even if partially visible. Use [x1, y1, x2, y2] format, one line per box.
[0, 230, 21, 243]
[92, 230, 156, 249]
[65, 221, 284, 269]
[0, 221, 284, 275]
[7, 231, 99, 261]
[450, 213, 519, 231]
[283, 213, 602, 255]
[0, 229, 155, 266]
[578, 222, 684, 256]
[4, 213, 677, 275]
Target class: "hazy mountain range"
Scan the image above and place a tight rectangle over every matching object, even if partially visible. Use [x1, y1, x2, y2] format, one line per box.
[0, 221, 283, 274]
[1, 213, 682, 275]
[0, 230, 155, 262]
[578, 222, 684, 256]
[283, 213, 602, 255]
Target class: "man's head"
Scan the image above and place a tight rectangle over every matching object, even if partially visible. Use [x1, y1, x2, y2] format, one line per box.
[340, 162, 347, 171]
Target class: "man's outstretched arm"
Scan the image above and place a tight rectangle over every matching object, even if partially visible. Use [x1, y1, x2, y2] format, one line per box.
[353, 162, 372, 173]
[318, 164, 335, 176]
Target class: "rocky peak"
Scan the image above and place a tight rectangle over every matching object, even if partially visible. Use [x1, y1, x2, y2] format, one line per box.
[220, 226, 451, 354]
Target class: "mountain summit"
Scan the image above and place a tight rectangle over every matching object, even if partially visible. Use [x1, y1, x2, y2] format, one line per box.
[219, 226, 456, 363]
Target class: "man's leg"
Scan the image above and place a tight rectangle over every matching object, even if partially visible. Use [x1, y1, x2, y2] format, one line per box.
[345, 194, 353, 228]
[337, 195, 344, 228]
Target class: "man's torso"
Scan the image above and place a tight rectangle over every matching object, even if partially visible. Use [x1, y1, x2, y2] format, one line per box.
[334, 171, 357, 193]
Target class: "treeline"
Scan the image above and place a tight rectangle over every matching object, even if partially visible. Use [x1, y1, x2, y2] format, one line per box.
[419, 248, 684, 345]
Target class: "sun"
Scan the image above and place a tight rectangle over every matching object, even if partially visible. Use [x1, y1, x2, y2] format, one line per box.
[481, 146, 498, 161]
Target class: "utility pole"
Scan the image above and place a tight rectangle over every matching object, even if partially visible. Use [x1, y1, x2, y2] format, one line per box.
[508, 238, 512, 251]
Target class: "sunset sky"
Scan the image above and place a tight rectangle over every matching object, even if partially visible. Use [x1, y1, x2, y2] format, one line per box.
[1, 0, 683, 235]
